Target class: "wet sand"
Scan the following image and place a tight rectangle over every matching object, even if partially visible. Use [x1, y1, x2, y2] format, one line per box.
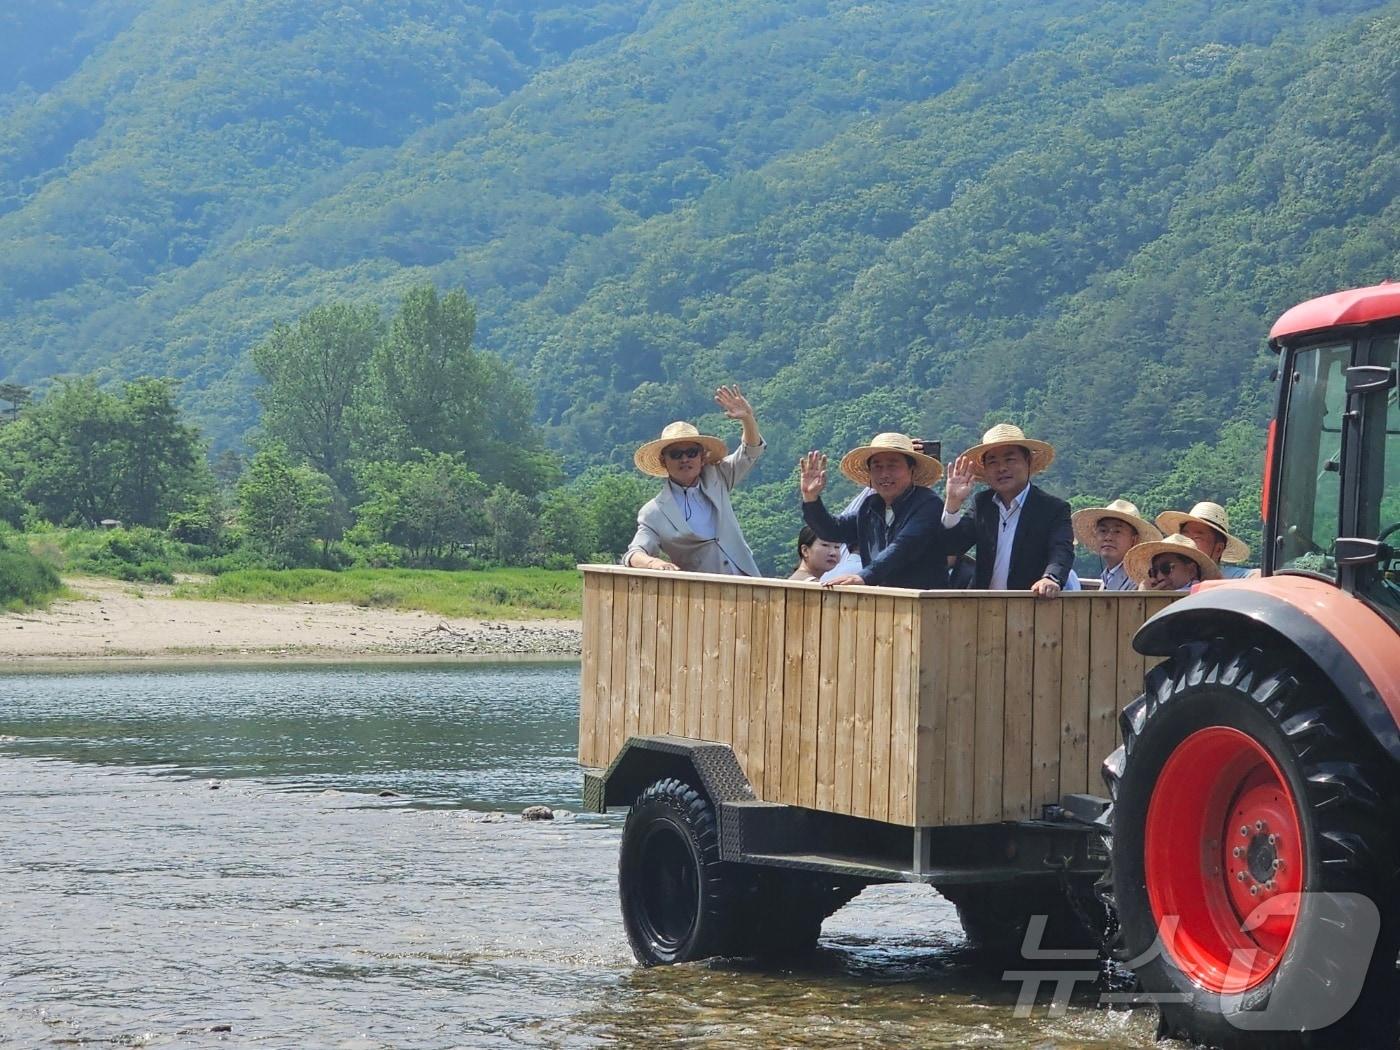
[0, 576, 582, 666]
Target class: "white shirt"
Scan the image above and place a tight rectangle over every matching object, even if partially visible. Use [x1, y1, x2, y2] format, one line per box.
[668, 480, 716, 540]
[942, 485, 1030, 590]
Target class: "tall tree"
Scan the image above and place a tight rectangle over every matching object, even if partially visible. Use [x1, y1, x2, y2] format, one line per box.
[236, 443, 334, 568]
[115, 378, 202, 527]
[252, 303, 381, 490]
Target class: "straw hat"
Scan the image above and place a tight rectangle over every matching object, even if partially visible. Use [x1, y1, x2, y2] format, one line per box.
[1071, 499, 1163, 550]
[1155, 502, 1250, 563]
[839, 432, 944, 487]
[633, 421, 728, 478]
[1124, 533, 1224, 586]
[961, 423, 1055, 477]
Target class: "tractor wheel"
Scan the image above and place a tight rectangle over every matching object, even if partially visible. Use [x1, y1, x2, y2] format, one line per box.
[618, 777, 739, 965]
[733, 870, 865, 961]
[942, 879, 1101, 965]
[1105, 641, 1400, 1049]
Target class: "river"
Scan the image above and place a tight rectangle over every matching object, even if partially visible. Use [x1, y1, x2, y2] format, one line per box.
[0, 662, 1158, 1048]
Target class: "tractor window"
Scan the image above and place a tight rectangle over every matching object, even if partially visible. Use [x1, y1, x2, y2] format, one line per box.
[1275, 343, 1350, 577]
[1357, 336, 1400, 623]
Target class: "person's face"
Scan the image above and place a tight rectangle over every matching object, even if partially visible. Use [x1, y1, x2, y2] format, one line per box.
[1146, 553, 1201, 591]
[663, 443, 705, 486]
[1180, 521, 1226, 564]
[982, 445, 1031, 500]
[801, 537, 842, 574]
[1094, 517, 1139, 568]
[867, 451, 914, 503]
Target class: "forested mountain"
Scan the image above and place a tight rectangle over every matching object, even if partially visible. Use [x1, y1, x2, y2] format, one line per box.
[4, 0, 1399, 565]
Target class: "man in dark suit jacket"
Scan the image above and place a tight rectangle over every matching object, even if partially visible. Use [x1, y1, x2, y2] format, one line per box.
[939, 423, 1073, 597]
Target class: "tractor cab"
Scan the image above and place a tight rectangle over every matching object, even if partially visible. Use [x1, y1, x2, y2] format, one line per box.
[1268, 283, 1400, 627]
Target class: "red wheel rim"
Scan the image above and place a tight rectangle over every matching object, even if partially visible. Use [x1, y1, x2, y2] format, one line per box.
[1144, 726, 1304, 993]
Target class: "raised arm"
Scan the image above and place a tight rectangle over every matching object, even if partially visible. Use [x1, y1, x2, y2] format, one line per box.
[712, 384, 765, 487]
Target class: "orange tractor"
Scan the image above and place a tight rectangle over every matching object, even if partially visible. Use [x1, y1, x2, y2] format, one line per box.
[1104, 282, 1400, 1047]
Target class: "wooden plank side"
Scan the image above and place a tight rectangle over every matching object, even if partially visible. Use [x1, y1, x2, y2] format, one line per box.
[1059, 599, 1092, 797]
[1001, 597, 1036, 821]
[700, 583, 722, 741]
[852, 595, 877, 818]
[668, 581, 691, 737]
[799, 589, 823, 810]
[834, 591, 859, 815]
[609, 574, 630, 758]
[1030, 599, 1064, 813]
[636, 578, 659, 737]
[715, 583, 738, 749]
[650, 578, 673, 739]
[745, 589, 769, 795]
[780, 589, 806, 806]
[731, 587, 753, 776]
[593, 575, 615, 765]
[973, 599, 1008, 824]
[578, 575, 602, 766]
[943, 598, 980, 825]
[1087, 598, 1119, 785]
[686, 583, 706, 739]
[915, 598, 950, 827]
[763, 588, 787, 802]
[889, 596, 916, 826]
[1114, 594, 1146, 751]
[623, 575, 644, 745]
[816, 589, 840, 812]
[869, 596, 895, 823]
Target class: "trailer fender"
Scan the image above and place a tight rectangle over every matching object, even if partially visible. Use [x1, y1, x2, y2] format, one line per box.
[1134, 576, 1400, 763]
[582, 735, 756, 813]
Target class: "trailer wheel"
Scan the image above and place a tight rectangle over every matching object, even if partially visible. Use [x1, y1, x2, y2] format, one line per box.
[942, 880, 1100, 964]
[734, 871, 864, 960]
[1106, 642, 1400, 1049]
[618, 777, 737, 966]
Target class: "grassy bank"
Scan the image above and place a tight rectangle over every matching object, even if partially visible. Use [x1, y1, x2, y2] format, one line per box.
[173, 568, 583, 620]
[0, 545, 65, 611]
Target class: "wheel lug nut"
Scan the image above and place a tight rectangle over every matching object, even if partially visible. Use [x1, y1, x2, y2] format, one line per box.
[1240, 826, 1249, 837]
[1255, 821, 1266, 832]
[1265, 880, 1276, 891]
[1233, 846, 1244, 858]
[1272, 859, 1283, 871]
[1236, 872, 1247, 882]
[1267, 834, 1277, 846]
[1250, 885, 1259, 896]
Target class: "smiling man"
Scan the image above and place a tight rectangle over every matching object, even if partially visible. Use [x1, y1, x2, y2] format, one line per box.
[798, 433, 950, 589]
[1070, 499, 1162, 591]
[623, 385, 765, 575]
[941, 423, 1073, 597]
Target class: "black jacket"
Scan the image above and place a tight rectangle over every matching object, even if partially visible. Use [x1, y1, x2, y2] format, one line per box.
[944, 484, 1074, 590]
[802, 486, 950, 589]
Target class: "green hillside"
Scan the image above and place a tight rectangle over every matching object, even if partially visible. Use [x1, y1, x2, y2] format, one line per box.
[3, 0, 1399, 560]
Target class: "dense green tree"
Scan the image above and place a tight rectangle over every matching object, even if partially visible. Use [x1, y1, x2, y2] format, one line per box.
[251, 303, 381, 489]
[482, 483, 536, 566]
[348, 453, 487, 566]
[236, 443, 334, 567]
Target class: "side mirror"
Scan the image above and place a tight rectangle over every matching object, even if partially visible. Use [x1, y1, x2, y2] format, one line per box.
[1345, 365, 1397, 394]
[1334, 537, 1389, 566]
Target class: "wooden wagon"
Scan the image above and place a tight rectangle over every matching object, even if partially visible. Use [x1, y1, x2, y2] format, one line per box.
[577, 565, 1178, 964]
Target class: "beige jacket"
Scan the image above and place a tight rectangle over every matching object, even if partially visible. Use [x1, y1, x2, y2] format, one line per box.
[624, 440, 765, 576]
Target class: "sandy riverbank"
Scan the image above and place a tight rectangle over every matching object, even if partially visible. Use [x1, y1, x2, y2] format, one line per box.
[0, 577, 582, 666]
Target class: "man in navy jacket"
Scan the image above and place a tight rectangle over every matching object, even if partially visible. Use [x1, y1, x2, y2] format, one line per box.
[799, 433, 949, 589]
[941, 423, 1073, 597]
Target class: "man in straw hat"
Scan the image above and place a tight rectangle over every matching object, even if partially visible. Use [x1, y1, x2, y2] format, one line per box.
[623, 385, 765, 576]
[1071, 499, 1163, 592]
[798, 433, 950, 589]
[1126, 533, 1223, 591]
[941, 423, 1074, 596]
[1154, 501, 1254, 579]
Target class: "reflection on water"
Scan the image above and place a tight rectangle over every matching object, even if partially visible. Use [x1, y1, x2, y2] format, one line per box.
[0, 663, 1158, 1047]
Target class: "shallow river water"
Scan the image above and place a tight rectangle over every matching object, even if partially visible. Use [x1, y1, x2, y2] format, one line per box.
[0, 663, 1160, 1048]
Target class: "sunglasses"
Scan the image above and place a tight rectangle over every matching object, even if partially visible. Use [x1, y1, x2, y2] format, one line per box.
[1148, 558, 1185, 578]
[666, 446, 705, 461]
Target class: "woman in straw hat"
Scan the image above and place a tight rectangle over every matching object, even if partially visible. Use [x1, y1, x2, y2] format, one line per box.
[622, 385, 765, 576]
[797, 432, 950, 589]
[1071, 499, 1163, 592]
[1126, 533, 1223, 591]
[941, 422, 1073, 596]
[1154, 502, 1254, 579]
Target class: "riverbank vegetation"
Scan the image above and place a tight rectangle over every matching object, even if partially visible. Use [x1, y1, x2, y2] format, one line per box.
[0, 536, 63, 610]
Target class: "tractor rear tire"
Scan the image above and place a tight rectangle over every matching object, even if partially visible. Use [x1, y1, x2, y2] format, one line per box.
[618, 777, 739, 966]
[1105, 641, 1400, 1049]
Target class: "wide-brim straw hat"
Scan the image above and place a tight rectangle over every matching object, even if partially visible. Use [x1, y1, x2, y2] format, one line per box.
[1072, 499, 1163, 550]
[839, 432, 944, 487]
[961, 423, 1055, 478]
[1124, 533, 1224, 585]
[633, 421, 728, 478]
[1155, 502, 1250, 563]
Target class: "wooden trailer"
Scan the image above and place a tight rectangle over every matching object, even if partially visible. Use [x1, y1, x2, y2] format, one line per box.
[578, 564, 1181, 965]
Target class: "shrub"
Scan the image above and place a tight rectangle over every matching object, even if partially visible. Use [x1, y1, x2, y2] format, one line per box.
[0, 548, 62, 609]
